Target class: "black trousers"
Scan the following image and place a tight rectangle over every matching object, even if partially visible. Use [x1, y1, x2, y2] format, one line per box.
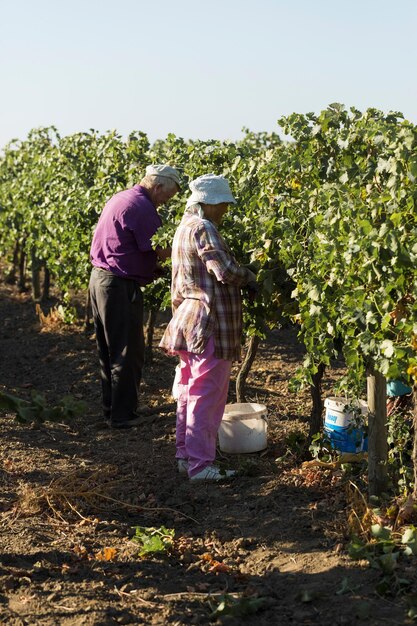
[89, 267, 144, 424]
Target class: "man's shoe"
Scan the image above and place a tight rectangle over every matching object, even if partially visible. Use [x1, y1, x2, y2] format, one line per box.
[111, 415, 145, 429]
[177, 459, 189, 475]
[190, 465, 236, 482]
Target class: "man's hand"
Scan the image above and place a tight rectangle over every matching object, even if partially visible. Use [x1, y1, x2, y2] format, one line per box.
[154, 261, 168, 278]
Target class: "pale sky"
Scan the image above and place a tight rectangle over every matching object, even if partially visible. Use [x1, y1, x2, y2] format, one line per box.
[1, 0, 416, 147]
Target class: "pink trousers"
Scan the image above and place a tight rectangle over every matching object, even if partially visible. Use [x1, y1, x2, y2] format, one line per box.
[176, 336, 232, 477]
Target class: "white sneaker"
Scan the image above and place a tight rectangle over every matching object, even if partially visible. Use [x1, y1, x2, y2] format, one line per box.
[190, 465, 236, 482]
[177, 459, 189, 475]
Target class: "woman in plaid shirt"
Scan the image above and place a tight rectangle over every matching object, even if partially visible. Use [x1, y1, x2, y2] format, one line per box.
[160, 174, 257, 481]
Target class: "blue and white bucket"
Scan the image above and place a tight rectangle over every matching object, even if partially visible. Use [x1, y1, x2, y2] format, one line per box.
[323, 397, 368, 453]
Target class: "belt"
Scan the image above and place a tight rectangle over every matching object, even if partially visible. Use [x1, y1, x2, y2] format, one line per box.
[92, 266, 142, 286]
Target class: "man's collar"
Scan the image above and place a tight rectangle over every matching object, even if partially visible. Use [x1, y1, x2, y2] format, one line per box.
[135, 184, 154, 206]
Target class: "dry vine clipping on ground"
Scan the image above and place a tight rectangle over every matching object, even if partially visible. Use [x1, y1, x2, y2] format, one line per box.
[0, 279, 413, 625]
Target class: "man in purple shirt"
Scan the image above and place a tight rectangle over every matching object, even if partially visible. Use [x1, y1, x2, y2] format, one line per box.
[89, 164, 180, 428]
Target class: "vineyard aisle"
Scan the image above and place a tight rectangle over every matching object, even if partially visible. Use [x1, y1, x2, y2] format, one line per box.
[0, 278, 408, 625]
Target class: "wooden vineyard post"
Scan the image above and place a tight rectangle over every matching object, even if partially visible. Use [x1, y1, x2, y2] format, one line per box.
[42, 266, 50, 301]
[309, 363, 325, 442]
[412, 386, 417, 500]
[236, 335, 261, 403]
[367, 368, 388, 497]
[144, 308, 159, 364]
[18, 248, 27, 292]
[31, 248, 42, 301]
[5, 240, 20, 284]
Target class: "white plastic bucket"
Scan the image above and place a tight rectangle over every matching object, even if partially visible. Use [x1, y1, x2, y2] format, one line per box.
[323, 396, 368, 453]
[218, 403, 267, 454]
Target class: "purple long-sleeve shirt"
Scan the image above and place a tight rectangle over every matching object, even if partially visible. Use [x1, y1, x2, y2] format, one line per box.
[90, 185, 161, 285]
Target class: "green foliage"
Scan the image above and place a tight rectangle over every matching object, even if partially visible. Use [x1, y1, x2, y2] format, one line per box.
[309, 431, 336, 461]
[0, 128, 150, 295]
[208, 594, 266, 619]
[387, 411, 414, 493]
[348, 523, 417, 597]
[405, 592, 417, 621]
[275, 429, 308, 464]
[132, 525, 175, 557]
[57, 303, 78, 325]
[401, 526, 417, 556]
[0, 390, 86, 423]
[1, 105, 417, 395]
[273, 105, 417, 391]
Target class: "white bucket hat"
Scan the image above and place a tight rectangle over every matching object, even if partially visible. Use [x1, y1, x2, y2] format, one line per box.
[145, 164, 181, 188]
[186, 174, 237, 208]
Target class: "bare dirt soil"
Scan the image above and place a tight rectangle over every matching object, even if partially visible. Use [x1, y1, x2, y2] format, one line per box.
[0, 277, 412, 625]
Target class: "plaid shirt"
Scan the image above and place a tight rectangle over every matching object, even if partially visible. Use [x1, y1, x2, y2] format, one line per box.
[159, 206, 253, 361]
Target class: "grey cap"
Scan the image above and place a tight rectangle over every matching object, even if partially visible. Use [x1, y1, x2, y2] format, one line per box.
[145, 164, 181, 188]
